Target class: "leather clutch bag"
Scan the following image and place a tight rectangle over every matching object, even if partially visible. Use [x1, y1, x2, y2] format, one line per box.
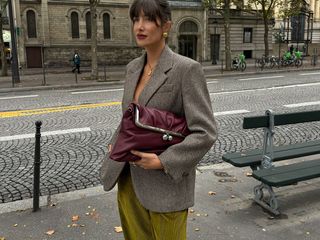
[109, 102, 190, 162]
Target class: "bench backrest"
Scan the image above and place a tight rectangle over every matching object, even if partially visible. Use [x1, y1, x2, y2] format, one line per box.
[243, 110, 320, 129]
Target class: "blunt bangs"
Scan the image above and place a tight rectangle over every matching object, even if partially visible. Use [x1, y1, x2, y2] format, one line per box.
[130, 0, 170, 25]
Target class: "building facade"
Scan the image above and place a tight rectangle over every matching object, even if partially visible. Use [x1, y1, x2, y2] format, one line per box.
[14, 0, 297, 68]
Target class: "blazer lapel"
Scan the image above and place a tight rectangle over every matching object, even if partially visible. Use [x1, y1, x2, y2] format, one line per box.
[139, 45, 174, 106]
[124, 53, 146, 107]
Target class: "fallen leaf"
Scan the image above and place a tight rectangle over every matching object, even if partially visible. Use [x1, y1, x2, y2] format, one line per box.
[195, 228, 200, 231]
[46, 229, 55, 235]
[85, 212, 90, 216]
[196, 213, 201, 217]
[204, 213, 209, 217]
[72, 215, 80, 222]
[246, 172, 252, 177]
[67, 225, 71, 228]
[13, 224, 18, 227]
[231, 195, 236, 198]
[189, 209, 195, 213]
[114, 226, 123, 233]
[80, 224, 85, 227]
[208, 191, 216, 196]
[71, 223, 78, 227]
[306, 232, 310, 235]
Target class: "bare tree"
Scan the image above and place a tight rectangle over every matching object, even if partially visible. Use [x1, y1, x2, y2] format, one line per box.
[245, 0, 309, 57]
[203, 0, 243, 70]
[0, 0, 8, 76]
[89, 0, 99, 79]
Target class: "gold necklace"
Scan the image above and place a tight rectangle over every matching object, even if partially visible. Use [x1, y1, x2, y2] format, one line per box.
[147, 63, 154, 76]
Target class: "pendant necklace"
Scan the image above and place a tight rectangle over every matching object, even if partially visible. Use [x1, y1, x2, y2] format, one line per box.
[147, 63, 153, 76]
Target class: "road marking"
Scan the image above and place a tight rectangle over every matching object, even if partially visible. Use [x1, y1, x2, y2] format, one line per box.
[215, 110, 250, 116]
[284, 101, 320, 108]
[207, 80, 218, 84]
[211, 82, 320, 96]
[71, 89, 124, 94]
[0, 127, 91, 142]
[0, 95, 38, 100]
[300, 72, 320, 76]
[0, 102, 121, 119]
[238, 76, 284, 81]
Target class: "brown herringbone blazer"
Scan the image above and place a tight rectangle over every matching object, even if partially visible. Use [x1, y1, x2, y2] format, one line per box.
[100, 45, 217, 212]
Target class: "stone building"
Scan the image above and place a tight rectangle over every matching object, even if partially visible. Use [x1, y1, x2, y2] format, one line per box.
[14, 0, 208, 68]
[13, 0, 276, 68]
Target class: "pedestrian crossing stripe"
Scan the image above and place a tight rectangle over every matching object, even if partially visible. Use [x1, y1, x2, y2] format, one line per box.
[0, 102, 121, 119]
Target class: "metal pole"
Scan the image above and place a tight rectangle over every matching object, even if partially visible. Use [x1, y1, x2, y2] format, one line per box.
[104, 64, 106, 81]
[33, 121, 42, 212]
[41, 45, 46, 86]
[75, 71, 78, 84]
[8, 0, 20, 84]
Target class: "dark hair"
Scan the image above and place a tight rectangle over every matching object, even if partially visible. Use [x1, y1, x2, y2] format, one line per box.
[130, 0, 171, 26]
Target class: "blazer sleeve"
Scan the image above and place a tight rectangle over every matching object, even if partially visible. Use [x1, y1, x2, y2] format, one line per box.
[158, 61, 218, 182]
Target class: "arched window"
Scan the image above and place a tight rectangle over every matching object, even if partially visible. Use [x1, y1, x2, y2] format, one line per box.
[27, 10, 37, 38]
[86, 12, 91, 39]
[179, 21, 198, 33]
[71, 12, 79, 39]
[103, 13, 111, 39]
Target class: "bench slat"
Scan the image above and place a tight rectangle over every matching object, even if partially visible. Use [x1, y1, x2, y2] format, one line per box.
[252, 160, 320, 187]
[243, 110, 320, 129]
[222, 140, 320, 167]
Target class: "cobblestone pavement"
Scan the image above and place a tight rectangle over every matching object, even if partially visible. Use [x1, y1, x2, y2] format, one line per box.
[1, 70, 320, 204]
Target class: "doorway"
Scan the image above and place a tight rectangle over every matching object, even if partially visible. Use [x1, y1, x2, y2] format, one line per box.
[178, 35, 197, 60]
[26, 47, 42, 68]
[210, 34, 220, 62]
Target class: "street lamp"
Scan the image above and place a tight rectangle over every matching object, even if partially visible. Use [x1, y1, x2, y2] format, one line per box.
[8, 0, 20, 86]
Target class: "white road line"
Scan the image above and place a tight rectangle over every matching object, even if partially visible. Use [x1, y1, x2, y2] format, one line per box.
[300, 72, 320, 76]
[0, 127, 91, 142]
[284, 101, 320, 108]
[214, 110, 250, 116]
[207, 81, 218, 84]
[0, 95, 38, 100]
[211, 82, 320, 96]
[71, 89, 124, 94]
[211, 89, 259, 95]
[238, 76, 284, 81]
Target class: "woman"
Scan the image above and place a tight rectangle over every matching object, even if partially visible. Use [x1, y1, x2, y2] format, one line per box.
[100, 0, 217, 239]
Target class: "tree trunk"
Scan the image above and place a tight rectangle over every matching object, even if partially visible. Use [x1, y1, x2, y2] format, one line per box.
[0, 12, 8, 76]
[264, 19, 269, 57]
[90, 0, 98, 80]
[224, 0, 231, 70]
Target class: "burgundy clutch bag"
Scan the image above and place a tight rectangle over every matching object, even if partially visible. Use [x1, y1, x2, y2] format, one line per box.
[110, 103, 190, 162]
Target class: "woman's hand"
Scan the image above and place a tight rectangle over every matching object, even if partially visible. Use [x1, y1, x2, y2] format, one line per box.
[130, 150, 164, 170]
[107, 144, 112, 153]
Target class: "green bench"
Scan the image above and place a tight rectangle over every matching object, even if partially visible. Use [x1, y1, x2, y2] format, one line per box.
[222, 109, 320, 215]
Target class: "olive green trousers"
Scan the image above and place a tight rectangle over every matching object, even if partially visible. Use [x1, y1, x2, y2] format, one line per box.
[117, 166, 188, 240]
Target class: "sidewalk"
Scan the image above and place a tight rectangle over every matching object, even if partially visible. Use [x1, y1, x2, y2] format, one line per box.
[1, 162, 320, 240]
[1, 59, 320, 93]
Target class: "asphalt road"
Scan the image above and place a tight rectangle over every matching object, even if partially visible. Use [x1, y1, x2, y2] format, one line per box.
[0, 70, 320, 203]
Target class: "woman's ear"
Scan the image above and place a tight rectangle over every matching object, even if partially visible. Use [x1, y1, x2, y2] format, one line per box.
[162, 21, 172, 33]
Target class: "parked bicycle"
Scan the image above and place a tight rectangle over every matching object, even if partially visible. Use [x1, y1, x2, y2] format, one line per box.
[231, 53, 246, 71]
[256, 55, 278, 69]
[281, 50, 303, 67]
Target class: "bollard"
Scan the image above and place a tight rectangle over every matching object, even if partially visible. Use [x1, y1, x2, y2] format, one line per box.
[33, 121, 42, 212]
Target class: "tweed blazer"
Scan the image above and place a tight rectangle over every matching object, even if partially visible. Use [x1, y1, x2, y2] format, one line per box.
[100, 45, 217, 213]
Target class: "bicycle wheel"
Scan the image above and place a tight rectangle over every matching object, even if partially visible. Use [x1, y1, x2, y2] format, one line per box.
[240, 62, 246, 71]
[295, 59, 302, 67]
